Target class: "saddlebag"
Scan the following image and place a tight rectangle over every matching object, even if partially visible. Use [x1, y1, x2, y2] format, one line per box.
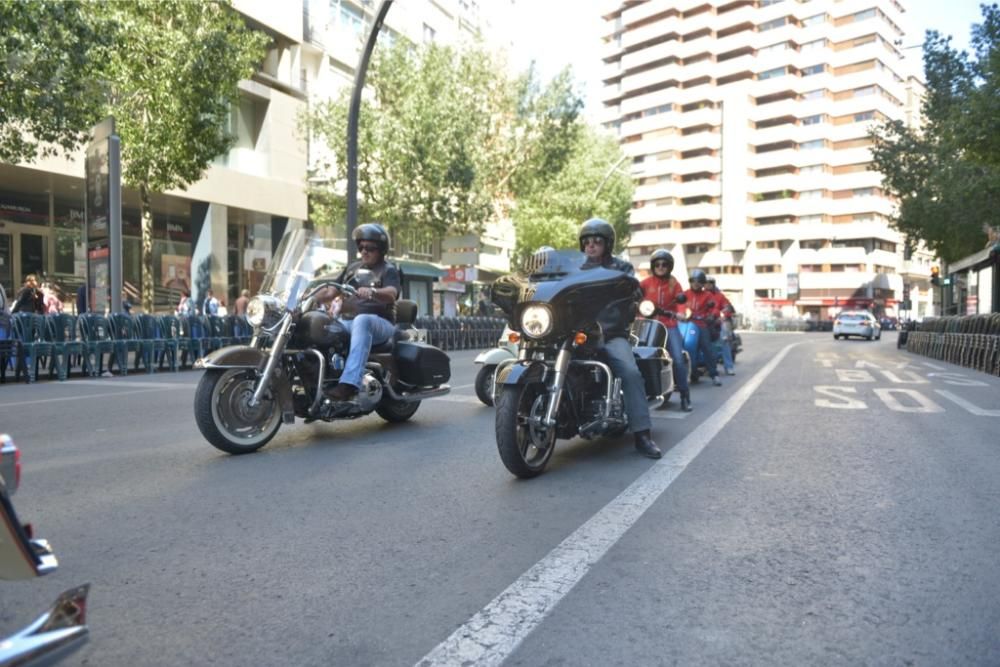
[634, 347, 670, 398]
[394, 341, 451, 386]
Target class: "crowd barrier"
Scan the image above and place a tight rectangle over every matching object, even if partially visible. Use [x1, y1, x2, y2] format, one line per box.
[0, 313, 507, 384]
[902, 314, 1000, 376]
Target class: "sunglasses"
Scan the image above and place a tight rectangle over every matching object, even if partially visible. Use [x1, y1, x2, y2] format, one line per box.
[652, 261, 671, 268]
[357, 244, 380, 253]
[582, 236, 605, 246]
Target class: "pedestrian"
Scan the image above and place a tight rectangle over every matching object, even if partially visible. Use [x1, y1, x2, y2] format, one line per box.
[177, 291, 194, 317]
[233, 289, 250, 316]
[76, 283, 88, 315]
[41, 282, 63, 314]
[640, 249, 692, 412]
[11, 274, 44, 314]
[202, 289, 220, 316]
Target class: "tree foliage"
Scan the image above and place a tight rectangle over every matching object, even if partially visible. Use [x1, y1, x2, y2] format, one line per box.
[512, 125, 633, 264]
[0, 0, 110, 163]
[306, 41, 583, 240]
[871, 3, 1000, 262]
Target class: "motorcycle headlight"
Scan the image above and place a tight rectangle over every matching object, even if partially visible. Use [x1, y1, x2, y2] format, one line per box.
[520, 304, 553, 339]
[639, 300, 656, 317]
[246, 295, 281, 328]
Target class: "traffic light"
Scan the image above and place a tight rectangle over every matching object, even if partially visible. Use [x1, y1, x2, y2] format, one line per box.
[930, 266, 940, 285]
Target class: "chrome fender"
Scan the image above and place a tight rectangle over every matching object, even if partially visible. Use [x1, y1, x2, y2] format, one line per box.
[194, 345, 267, 370]
[474, 346, 517, 366]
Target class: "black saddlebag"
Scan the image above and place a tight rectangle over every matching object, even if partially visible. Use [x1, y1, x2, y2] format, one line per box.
[395, 341, 451, 386]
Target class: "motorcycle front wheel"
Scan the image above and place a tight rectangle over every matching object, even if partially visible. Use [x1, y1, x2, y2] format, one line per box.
[195, 368, 282, 454]
[474, 364, 497, 406]
[495, 382, 556, 478]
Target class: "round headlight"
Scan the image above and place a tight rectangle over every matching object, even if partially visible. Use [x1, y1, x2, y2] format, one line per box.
[639, 300, 656, 317]
[521, 305, 553, 339]
[246, 296, 278, 327]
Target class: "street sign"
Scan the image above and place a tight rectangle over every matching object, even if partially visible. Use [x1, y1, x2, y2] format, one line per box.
[84, 117, 122, 314]
[786, 272, 799, 297]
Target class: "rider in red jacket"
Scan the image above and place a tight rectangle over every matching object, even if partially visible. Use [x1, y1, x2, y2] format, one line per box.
[683, 269, 721, 386]
[706, 276, 735, 375]
[639, 249, 692, 411]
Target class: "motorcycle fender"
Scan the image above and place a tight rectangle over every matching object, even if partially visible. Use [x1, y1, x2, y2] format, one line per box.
[501, 360, 547, 387]
[195, 345, 266, 370]
[475, 347, 517, 365]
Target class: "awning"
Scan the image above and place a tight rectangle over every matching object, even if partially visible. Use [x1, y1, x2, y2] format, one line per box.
[396, 259, 447, 279]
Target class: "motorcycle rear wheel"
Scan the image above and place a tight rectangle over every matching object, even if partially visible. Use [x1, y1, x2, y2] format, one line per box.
[375, 396, 420, 422]
[195, 368, 282, 454]
[495, 382, 555, 478]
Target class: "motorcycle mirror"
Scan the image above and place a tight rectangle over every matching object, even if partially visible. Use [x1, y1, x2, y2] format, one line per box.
[353, 268, 376, 287]
[638, 300, 656, 317]
[675, 293, 687, 304]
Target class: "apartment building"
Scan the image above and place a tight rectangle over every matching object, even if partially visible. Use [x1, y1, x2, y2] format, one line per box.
[599, 0, 937, 322]
[0, 0, 512, 314]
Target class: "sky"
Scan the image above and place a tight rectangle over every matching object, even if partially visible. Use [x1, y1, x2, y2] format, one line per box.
[509, 1, 988, 119]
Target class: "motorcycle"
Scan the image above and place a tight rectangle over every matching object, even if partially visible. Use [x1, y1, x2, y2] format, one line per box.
[193, 229, 452, 454]
[636, 296, 690, 402]
[677, 308, 742, 383]
[472, 326, 518, 406]
[1, 434, 90, 667]
[490, 250, 673, 478]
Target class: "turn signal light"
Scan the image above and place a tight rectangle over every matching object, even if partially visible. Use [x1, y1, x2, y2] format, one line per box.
[507, 332, 521, 344]
[574, 332, 588, 345]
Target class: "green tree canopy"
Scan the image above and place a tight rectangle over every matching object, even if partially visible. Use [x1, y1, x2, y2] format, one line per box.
[512, 125, 633, 264]
[306, 41, 583, 242]
[0, 0, 110, 163]
[871, 4, 1000, 262]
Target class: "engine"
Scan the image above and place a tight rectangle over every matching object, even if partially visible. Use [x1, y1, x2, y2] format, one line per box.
[354, 371, 383, 411]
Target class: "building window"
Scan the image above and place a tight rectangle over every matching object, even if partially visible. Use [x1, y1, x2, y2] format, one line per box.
[422, 22, 436, 43]
[802, 89, 825, 100]
[759, 17, 788, 31]
[802, 13, 827, 26]
[801, 38, 827, 51]
[800, 139, 826, 150]
[759, 66, 787, 80]
[801, 64, 825, 76]
[801, 114, 824, 125]
[854, 110, 875, 122]
[800, 189, 825, 200]
[799, 215, 823, 224]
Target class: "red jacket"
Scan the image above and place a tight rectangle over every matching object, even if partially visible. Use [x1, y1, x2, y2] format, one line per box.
[640, 275, 684, 328]
[683, 288, 717, 329]
[709, 288, 732, 319]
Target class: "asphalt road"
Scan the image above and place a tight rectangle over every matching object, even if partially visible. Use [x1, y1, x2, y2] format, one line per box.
[1, 332, 998, 666]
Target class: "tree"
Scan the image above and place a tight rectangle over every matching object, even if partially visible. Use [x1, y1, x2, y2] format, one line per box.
[512, 125, 634, 264]
[101, 0, 267, 310]
[871, 4, 1000, 262]
[0, 0, 110, 163]
[306, 41, 582, 243]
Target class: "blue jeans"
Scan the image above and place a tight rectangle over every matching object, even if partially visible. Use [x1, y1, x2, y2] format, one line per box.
[666, 326, 689, 393]
[339, 314, 396, 388]
[719, 321, 734, 372]
[603, 336, 651, 434]
[696, 325, 718, 378]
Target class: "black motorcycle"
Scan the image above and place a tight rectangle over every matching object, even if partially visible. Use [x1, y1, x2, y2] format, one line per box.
[193, 229, 451, 454]
[490, 250, 673, 478]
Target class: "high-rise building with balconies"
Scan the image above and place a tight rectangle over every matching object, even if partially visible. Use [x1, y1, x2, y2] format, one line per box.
[599, 0, 936, 322]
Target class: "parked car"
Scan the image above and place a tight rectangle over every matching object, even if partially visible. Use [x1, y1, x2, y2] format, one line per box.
[833, 311, 882, 341]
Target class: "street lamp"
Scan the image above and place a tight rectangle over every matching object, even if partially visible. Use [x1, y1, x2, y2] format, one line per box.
[345, 0, 393, 258]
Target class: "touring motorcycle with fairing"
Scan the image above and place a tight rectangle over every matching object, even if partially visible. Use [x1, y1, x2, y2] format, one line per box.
[490, 250, 675, 478]
[193, 229, 451, 454]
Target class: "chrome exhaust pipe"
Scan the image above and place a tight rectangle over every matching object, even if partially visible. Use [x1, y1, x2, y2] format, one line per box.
[384, 384, 451, 403]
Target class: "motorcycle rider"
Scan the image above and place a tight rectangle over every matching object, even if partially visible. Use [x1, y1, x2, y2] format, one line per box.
[640, 249, 692, 412]
[315, 223, 402, 401]
[578, 218, 661, 459]
[684, 269, 722, 387]
[706, 276, 735, 375]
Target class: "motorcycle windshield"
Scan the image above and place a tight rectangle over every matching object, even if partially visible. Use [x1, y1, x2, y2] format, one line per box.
[520, 249, 587, 280]
[258, 229, 344, 310]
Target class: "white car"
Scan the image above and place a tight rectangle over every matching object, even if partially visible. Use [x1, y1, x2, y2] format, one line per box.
[833, 311, 882, 340]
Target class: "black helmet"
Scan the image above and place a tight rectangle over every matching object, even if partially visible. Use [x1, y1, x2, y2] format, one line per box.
[649, 249, 674, 274]
[353, 223, 390, 254]
[578, 217, 615, 255]
[690, 269, 707, 285]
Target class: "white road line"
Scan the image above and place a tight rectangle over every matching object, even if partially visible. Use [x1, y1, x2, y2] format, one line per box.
[436, 395, 482, 405]
[922, 361, 947, 370]
[650, 411, 691, 420]
[416, 341, 804, 667]
[936, 389, 1000, 416]
[450, 383, 474, 391]
[0, 386, 185, 409]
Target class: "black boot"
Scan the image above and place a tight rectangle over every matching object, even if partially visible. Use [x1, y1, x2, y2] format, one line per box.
[680, 391, 692, 412]
[634, 430, 662, 459]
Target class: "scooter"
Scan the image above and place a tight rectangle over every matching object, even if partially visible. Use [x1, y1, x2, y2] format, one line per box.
[473, 326, 518, 406]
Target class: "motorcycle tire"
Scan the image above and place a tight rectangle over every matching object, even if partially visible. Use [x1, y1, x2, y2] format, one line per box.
[495, 382, 555, 478]
[195, 368, 282, 455]
[474, 364, 497, 406]
[375, 396, 421, 423]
